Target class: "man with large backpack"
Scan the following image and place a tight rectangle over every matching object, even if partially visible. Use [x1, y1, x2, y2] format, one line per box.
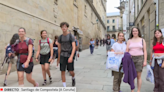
[57, 22, 76, 87]
[74, 36, 79, 61]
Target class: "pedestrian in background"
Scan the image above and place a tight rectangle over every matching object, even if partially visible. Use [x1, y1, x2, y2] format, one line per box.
[51, 35, 59, 68]
[35, 30, 53, 86]
[89, 38, 95, 54]
[106, 35, 111, 53]
[126, 27, 147, 92]
[95, 38, 99, 49]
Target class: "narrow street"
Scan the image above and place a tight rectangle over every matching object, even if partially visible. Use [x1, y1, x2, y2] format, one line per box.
[0, 46, 154, 92]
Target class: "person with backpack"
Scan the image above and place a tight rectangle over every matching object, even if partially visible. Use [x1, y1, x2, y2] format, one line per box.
[52, 35, 59, 68]
[35, 30, 53, 86]
[12, 27, 38, 87]
[57, 22, 76, 87]
[74, 36, 79, 60]
[126, 27, 147, 92]
[3, 33, 19, 86]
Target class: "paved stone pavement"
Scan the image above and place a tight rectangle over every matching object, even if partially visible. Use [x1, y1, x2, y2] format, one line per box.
[0, 46, 154, 92]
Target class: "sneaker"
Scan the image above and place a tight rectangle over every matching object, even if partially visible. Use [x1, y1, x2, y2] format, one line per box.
[35, 82, 39, 87]
[3, 83, 7, 86]
[72, 79, 75, 86]
[42, 81, 47, 86]
[49, 77, 52, 83]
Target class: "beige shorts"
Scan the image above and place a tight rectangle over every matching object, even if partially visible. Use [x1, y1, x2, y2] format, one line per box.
[132, 55, 144, 72]
[8, 57, 17, 64]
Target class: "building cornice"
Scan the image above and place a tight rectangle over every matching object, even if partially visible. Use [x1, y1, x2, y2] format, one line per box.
[87, 0, 106, 30]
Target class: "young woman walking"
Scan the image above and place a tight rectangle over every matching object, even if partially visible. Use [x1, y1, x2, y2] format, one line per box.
[126, 27, 147, 92]
[35, 30, 53, 85]
[111, 32, 126, 92]
[52, 36, 59, 68]
[3, 33, 19, 86]
[14, 27, 38, 87]
[150, 29, 164, 92]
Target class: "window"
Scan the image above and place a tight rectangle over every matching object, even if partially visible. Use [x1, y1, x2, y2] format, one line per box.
[107, 26, 110, 31]
[107, 20, 109, 23]
[54, 0, 58, 5]
[141, 0, 143, 4]
[113, 19, 115, 23]
[85, 5, 87, 14]
[113, 26, 115, 31]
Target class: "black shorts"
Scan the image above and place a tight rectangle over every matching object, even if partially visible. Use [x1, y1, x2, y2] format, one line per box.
[40, 53, 50, 65]
[53, 49, 58, 59]
[17, 62, 34, 74]
[60, 56, 74, 71]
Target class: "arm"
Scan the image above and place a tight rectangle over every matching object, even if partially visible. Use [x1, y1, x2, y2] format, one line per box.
[26, 44, 33, 63]
[36, 45, 40, 59]
[70, 42, 76, 59]
[126, 40, 130, 52]
[150, 45, 153, 61]
[143, 39, 147, 66]
[49, 42, 53, 60]
[57, 43, 61, 64]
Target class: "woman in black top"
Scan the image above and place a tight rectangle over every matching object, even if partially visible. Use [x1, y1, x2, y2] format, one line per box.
[52, 36, 59, 68]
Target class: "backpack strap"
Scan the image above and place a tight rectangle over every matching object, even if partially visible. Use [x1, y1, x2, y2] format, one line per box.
[60, 35, 62, 43]
[47, 38, 50, 47]
[25, 37, 30, 46]
[39, 40, 41, 46]
[69, 33, 72, 45]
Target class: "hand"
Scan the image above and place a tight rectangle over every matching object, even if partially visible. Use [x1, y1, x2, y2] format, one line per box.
[162, 62, 164, 68]
[143, 61, 147, 67]
[149, 62, 152, 66]
[8, 53, 12, 57]
[49, 58, 52, 62]
[68, 57, 73, 63]
[23, 62, 29, 68]
[50, 59, 54, 64]
[36, 58, 39, 62]
[57, 58, 60, 64]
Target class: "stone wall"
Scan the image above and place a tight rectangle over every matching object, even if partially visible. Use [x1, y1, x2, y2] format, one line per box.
[134, 0, 156, 59]
[0, 0, 106, 74]
[159, 0, 164, 29]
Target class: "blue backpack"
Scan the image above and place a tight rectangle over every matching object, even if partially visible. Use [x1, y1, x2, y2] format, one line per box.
[6, 45, 14, 57]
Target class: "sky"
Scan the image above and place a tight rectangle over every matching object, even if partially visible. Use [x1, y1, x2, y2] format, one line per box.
[106, 0, 120, 13]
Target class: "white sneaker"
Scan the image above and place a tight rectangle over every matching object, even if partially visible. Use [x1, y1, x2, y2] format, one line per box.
[35, 82, 39, 87]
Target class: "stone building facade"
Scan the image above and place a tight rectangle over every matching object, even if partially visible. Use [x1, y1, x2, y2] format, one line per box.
[106, 13, 122, 38]
[132, 0, 156, 58]
[0, 0, 106, 73]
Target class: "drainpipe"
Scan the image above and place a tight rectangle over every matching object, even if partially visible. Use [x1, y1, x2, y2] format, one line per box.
[156, 0, 159, 29]
[134, 0, 135, 25]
